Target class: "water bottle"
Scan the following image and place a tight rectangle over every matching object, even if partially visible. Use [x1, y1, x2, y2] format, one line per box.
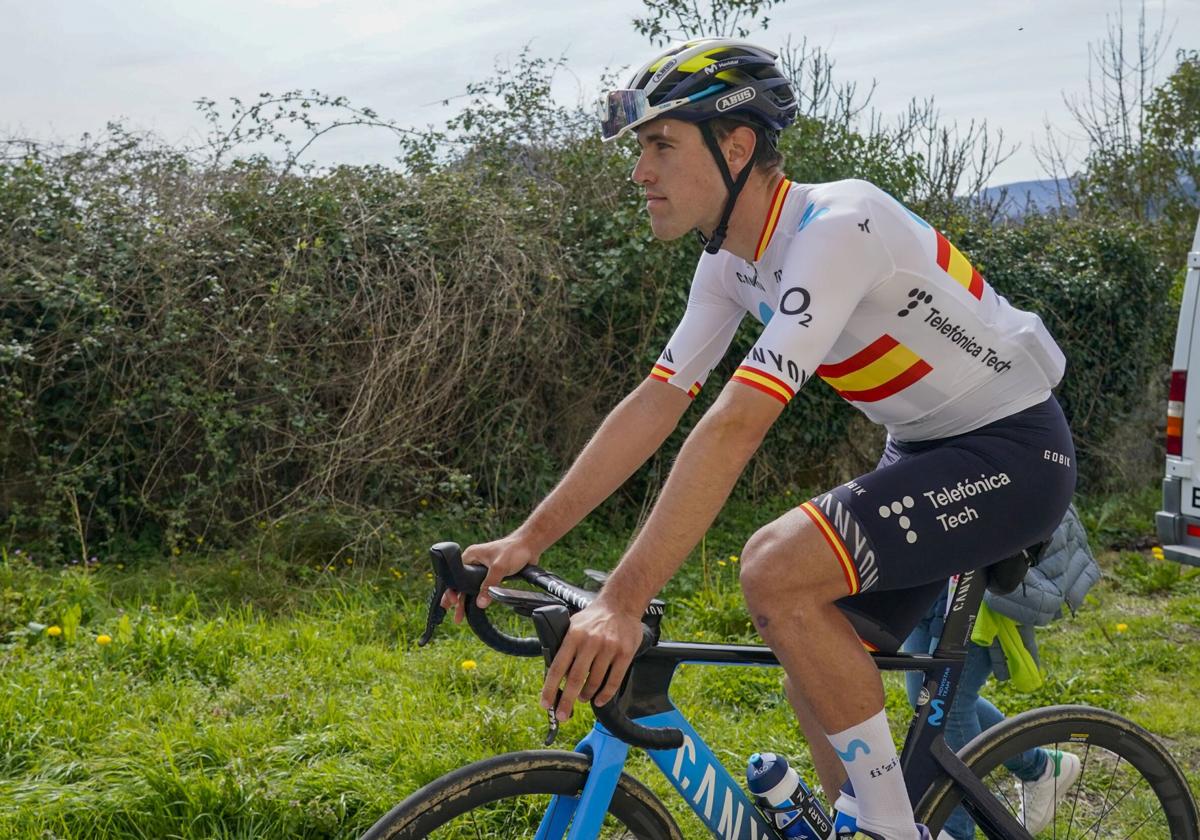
[746, 752, 833, 839]
[831, 781, 858, 836]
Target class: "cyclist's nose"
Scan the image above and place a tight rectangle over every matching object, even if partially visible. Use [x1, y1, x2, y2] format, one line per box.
[631, 151, 654, 186]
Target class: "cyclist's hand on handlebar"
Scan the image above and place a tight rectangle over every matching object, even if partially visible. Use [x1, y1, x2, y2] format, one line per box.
[540, 598, 642, 721]
[439, 535, 541, 622]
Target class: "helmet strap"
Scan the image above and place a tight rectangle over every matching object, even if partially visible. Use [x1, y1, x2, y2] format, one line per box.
[695, 121, 758, 255]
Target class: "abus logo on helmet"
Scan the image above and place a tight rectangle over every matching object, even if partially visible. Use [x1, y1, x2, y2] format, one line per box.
[716, 87, 756, 112]
[650, 58, 678, 85]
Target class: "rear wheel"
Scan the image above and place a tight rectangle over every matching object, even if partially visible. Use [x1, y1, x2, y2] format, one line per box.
[915, 705, 1198, 838]
[360, 750, 683, 840]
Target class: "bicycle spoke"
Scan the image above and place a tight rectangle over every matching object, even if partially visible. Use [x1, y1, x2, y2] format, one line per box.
[1062, 739, 1081, 839]
[1075, 769, 1155, 838]
[924, 711, 1196, 840]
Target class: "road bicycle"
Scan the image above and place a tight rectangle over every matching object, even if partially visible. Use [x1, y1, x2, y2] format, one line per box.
[361, 541, 1199, 839]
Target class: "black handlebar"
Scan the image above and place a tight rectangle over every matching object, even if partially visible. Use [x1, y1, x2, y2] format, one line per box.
[422, 541, 541, 656]
[419, 541, 683, 750]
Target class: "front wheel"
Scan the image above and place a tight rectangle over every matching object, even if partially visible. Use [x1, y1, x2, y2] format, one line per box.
[915, 704, 1198, 838]
[360, 749, 683, 840]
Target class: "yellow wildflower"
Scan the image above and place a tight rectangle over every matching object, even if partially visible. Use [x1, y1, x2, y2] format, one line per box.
[718, 560, 726, 567]
[1115, 623, 1129, 633]
[728, 555, 739, 563]
[461, 660, 477, 671]
[96, 634, 112, 645]
[171, 547, 180, 556]
[420, 499, 429, 508]
[46, 625, 62, 637]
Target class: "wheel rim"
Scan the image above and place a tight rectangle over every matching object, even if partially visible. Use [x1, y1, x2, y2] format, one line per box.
[922, 711, 1196, 839]
[969, 739, 1179, 838]
[371, 753, 677, 840]
[405, 790, 652, 839]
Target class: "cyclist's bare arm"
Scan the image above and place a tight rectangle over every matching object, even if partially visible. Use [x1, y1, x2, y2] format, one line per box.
[441, 377, 693, 618]
[543, 381, 782, 714]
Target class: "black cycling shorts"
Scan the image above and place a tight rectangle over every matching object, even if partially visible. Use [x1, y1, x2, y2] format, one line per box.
[798, 397, 1077, 650]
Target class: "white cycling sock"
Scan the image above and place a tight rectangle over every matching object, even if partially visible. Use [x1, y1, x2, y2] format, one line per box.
[826, 709, 918, 839]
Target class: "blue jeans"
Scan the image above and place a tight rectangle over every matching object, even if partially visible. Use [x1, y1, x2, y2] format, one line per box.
[903, 591, 1047, 840]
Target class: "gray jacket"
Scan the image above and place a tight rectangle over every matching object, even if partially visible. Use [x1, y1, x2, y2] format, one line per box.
[985, 504, 1100, 626]
[982, 504, 1100, 680]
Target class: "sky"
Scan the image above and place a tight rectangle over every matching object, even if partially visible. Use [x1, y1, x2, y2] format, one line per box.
[2, 0, 1198, 187]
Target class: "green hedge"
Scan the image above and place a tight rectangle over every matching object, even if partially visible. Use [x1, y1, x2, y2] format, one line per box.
[0, 81, 1177, 553]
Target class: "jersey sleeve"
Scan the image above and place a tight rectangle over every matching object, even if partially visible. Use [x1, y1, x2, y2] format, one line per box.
[650, 256, 744, 399]
[731, 191, 895, 405]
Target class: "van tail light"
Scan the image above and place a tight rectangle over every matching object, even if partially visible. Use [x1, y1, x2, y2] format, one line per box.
[1168, 370, 1186, 456]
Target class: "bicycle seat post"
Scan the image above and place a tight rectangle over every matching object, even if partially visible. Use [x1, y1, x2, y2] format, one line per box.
[933, 568, 987, 659]
[898, 567, 986, 803]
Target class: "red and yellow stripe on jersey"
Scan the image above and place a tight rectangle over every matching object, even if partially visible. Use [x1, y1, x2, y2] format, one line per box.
[798, 500, 860, 595]
[650, 364, 701, 399]
[754, 178, 792, 262]
[935, 230, 984, 300]
[732, 365, 795, 405]
[816, 335, 932, 403]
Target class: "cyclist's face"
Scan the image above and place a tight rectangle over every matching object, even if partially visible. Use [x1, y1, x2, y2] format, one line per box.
[631, 119, 724, 240]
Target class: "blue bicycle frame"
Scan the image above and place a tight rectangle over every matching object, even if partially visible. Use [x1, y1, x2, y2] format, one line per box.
[525, 571, 992, 840]
[534, 706, 781, 840]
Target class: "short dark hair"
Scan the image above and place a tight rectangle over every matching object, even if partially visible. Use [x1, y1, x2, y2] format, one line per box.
[706, 118, 784, 175]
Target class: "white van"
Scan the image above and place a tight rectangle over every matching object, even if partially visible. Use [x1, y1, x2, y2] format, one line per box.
[1157, 212, 1200, 565]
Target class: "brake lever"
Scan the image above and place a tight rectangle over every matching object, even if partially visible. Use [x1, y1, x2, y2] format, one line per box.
[418, 567, 449, 647]
[420, 541, 480, 647]
[531, 605, 572, 746]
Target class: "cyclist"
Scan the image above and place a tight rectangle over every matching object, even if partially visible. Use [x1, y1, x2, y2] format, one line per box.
[443, 38, 1076, 840]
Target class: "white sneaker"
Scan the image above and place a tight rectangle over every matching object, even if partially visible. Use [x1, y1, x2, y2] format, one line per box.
[936, 831, 955, 840]
[1018, 749, 1082, 833]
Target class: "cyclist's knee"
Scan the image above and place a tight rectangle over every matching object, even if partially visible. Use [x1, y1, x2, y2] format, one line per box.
[740, 514, 846, 608]
[739, 523, 791, 602]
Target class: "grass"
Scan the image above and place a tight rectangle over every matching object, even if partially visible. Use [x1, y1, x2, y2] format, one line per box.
[0, 489, 1198, 838]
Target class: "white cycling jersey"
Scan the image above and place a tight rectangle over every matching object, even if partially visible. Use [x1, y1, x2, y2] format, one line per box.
[650, 178, 1065, 440]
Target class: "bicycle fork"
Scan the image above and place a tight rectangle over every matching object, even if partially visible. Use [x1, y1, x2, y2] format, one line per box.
[536, 710, 782, 840]
[533, 725, 631, 840]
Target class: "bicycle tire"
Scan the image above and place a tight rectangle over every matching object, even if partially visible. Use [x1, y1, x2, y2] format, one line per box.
[914, 704, 1198, 838]
[360, 749, 684, 840]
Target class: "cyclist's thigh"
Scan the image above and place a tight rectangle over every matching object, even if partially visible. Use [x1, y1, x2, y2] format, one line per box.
[804, 399, 1074, 645]
[807, 397, 1075, 596]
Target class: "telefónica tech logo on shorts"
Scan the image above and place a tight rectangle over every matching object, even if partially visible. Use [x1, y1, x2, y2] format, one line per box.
[877, 496, 918, 543]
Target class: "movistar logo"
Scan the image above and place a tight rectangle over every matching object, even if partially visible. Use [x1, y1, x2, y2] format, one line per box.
[835, 740, 871, 762]
[716, 87, 756, 112]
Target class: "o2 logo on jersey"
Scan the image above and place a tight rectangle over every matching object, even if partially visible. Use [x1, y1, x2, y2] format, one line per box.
[780, 286, 812, 327]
